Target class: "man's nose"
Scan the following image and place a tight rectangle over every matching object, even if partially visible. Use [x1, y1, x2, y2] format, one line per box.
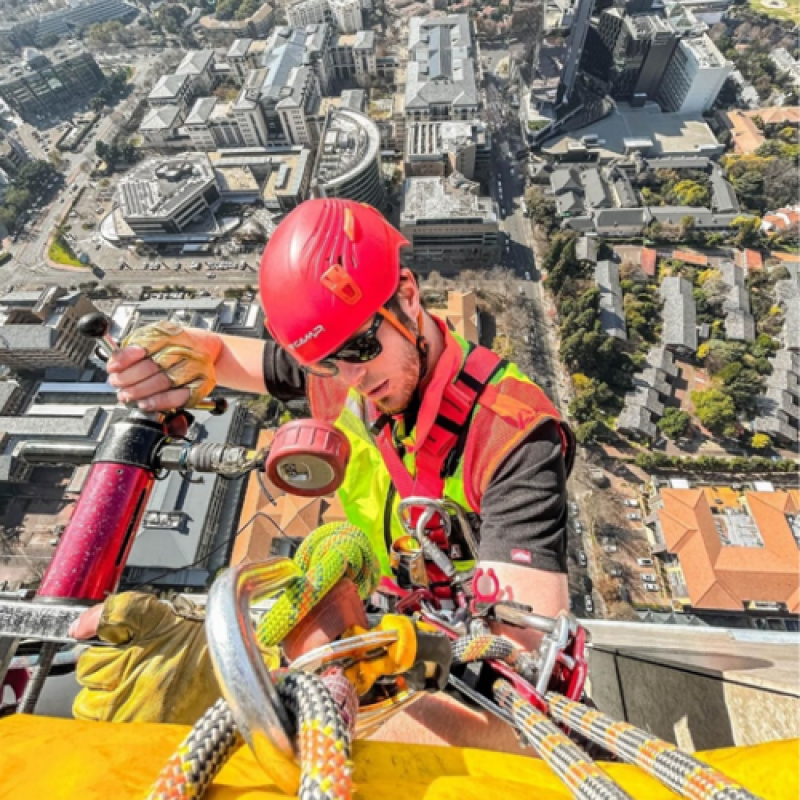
[336, 360, 368, 388]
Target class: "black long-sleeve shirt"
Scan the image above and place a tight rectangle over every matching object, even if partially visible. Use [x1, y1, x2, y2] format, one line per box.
[262, 341, 568, 574]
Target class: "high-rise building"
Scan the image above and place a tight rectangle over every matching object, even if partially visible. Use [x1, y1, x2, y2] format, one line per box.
[286, 0, 363, 33]
[559, 0, 596, 104]
[0, 45, 104, 121]
[329, 30, 377, 88]
[656, 34, 732, 113]
[598, 11, 678, 100]
[311, 108, 385, 208]
[329, 0, 363, 33]
[0, 288, 99, 373]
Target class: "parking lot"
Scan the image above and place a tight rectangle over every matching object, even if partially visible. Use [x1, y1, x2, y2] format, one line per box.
[568, 463, 672, 620]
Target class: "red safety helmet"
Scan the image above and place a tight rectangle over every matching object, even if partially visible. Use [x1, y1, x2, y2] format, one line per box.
[259, 198, 409, 366]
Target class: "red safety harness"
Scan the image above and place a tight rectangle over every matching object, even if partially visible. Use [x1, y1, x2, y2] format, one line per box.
[371, 343, 506, 503]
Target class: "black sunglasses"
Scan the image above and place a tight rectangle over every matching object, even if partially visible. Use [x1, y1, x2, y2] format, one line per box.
[303, 313, 385, 377]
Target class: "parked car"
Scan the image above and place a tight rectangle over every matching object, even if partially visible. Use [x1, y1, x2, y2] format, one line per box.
[639, 573, 658, 583]
[584, 595, 594, 614]
[608, 564, 623, 577]
[576, 551, 587, 567]
[643, 583, 660, 593]
[569, 502, 578, 515]
[637, 558, 654, 567]
[627, 513, 641, 521]
[524, 272, 531, 280]
[603, 544, 617, 553]
[623, 500, 639, 508]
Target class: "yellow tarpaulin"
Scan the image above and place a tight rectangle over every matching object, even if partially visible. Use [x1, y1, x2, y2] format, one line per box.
[0, 714, 796, 800]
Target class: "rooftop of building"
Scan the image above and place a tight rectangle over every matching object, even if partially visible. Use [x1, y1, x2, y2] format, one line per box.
[247, 26, 325, 107]
[429, 290, 480, 344]
[140, 104, 183, 131]
[116, 153, 216, 221]
[682, 34, 727, 68]
[175, 49, 214, 76]
[263, 149, 311, 199]
[401, 174, 496, 224]
[231, 428, 348, 567]
[405, 14, 477, 111]
[148, 73, 190, 101]
[314, 108, 380, 188]
[215, 165, 259, 194]
[0, 42, 93, 81]
[185, 96, 218, 125]
[543, 103, 722, 160]
[656, 487, 800, 612]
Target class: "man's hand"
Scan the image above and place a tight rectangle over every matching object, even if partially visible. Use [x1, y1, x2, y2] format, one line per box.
[107, 322, 222, 410]
[72, 592, 220, 725]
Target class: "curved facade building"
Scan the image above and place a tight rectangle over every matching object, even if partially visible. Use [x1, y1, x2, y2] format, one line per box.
[311, 108, 385, 210]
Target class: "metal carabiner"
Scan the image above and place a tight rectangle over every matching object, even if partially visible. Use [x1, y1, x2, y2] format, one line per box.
[205, 558, 302, 795]
[290, 626, 421, 738]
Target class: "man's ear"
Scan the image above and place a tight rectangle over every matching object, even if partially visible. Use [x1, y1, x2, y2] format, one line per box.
[397, 268, 421, 317]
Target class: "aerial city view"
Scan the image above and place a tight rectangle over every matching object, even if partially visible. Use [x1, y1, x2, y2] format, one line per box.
[0, 0, 797, 794]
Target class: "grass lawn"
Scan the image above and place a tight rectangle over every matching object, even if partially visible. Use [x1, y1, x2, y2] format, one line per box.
[48, 236, 86, 268]
[749, 0, 800, 23]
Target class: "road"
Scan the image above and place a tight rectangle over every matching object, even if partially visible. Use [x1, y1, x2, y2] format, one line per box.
[3, 51, 169, 283]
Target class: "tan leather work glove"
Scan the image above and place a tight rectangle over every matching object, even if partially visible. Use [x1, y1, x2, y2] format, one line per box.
[122, 321, 220, 408]
[72, 592, 220, 725]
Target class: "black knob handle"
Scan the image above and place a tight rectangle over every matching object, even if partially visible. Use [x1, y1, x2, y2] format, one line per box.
[78, 313, 118, 361]
[78, 312, 112, 340]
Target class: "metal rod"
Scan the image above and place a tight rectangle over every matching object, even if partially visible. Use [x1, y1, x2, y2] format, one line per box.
[18, 641, 58, 714]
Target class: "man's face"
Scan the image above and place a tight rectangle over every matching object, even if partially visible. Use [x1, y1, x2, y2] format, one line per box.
[334, 315, 421, 415]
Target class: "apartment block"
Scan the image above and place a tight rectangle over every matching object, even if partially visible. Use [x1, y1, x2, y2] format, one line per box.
[0, 45, 104, 121]
[400, 175, 500, 273]
[656, 34, 732, 114]
[405, 15, 479, 122]
[287, 0, 363, 33]
[405, 119, 491, 181]
[0, 288, 99, 373]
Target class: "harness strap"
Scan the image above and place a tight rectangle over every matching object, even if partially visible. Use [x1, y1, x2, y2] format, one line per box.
[373, 345, 506, 502]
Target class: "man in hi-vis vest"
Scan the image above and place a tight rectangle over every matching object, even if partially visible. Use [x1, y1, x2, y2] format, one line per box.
[108, 198, 576, 752]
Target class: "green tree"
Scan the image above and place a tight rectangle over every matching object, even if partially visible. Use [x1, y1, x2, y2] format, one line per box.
[524, 186, 557, 230]
[692, 388, 737, 437]
[575, 419, 609, 445]
[731, 216, 763, 248]
[658, 408, 692, 440]
[750, 433, 771, 450]
[673, 180, 710, 207]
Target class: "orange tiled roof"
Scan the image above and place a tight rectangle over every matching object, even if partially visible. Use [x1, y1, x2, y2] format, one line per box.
[641, 247, 657, 276]
[723, 110, 766, 155]
[231, 429, 348, 567]
[743, 106, 800, 127]
[673, 250, 708, 267]
[434, 290, 480, 344]
[762, 209, 800, 232]
[737, 249, 764, 271]
[657, 489, 800, 613]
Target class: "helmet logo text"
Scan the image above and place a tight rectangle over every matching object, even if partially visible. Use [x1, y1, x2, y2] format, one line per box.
[290, 324, 325, 351]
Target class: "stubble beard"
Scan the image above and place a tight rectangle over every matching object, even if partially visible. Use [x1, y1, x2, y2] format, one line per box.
[375, 340, 420, 415]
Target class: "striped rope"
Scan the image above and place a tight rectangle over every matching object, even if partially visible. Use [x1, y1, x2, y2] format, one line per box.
[148, 522, 379, 800]
[494, 680, 633, 800]
[451, 634, 518, 666]
[147, 698, 241, 800]
[546, 693, 764, 800]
